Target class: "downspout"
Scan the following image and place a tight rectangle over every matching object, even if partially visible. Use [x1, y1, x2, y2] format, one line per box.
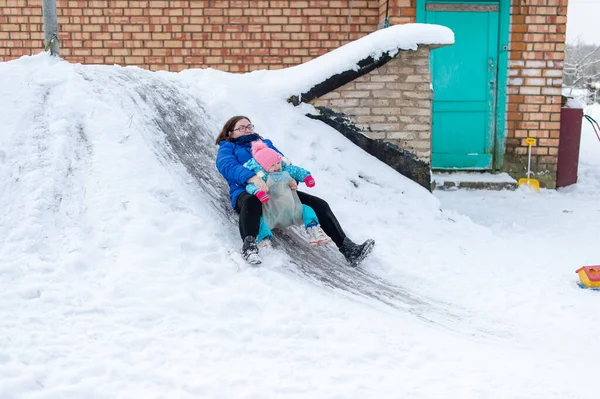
[385, 0, 390, 27]
[378, 0, 391, 29]
[383, 0, 390, 28]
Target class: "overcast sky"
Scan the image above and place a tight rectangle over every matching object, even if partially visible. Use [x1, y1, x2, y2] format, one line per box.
[566, 0, 600, 45]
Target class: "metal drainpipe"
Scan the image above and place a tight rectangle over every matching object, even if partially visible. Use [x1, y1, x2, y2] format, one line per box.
[379, 0, 391, 29]
[385, 0, 390, 27]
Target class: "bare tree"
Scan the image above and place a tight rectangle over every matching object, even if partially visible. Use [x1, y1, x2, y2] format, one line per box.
[42, 0, 59, 56]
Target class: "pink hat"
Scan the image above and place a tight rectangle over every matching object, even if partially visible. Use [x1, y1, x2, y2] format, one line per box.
[251, 140, 282, 171]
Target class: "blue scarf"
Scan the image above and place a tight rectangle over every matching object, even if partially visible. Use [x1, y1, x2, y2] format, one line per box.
[233, 133, 261, 147]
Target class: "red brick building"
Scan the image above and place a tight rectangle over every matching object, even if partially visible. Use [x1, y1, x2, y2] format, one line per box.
[0, 0, 570, 187]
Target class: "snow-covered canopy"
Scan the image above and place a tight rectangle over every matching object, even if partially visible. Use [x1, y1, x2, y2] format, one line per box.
[181, 23, 454, 100]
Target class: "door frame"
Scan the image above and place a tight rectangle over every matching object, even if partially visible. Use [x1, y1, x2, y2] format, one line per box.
[417, 0, 510, 170]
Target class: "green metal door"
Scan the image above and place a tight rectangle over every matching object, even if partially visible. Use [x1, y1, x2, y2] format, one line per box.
[426, 3, 499, 169]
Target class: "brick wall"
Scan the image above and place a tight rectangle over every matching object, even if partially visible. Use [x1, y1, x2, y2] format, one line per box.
[1, 0, 382, 72]
[311, 46, 434, 162]
[387, 0, 416, 24]
[506, 0, 568, 188]
[2, 0, 569, 186]
[0, 0, 44, 59]
[376, 0, 415, 26]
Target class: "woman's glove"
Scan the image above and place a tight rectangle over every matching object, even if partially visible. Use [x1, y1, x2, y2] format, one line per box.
[256, 191, 270, 203]
[304, 175, 315, 188]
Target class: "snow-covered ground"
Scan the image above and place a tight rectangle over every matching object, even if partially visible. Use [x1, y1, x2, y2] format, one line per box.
[1, 30, 600, 398]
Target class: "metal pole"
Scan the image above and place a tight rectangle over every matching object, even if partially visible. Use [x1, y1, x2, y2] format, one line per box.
[42, 0, 60, 56]
[527, 143, 532, 178]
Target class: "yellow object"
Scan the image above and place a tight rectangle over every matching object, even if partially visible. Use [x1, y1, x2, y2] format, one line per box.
[518, 177, 540, 192]
[576, 266, 600, 288]
[525, 138, 537, 146]
[518, 137, 540, 192]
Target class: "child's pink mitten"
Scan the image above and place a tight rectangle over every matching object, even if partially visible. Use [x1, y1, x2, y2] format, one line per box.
[256, 190, 270, 203]
[304, 175, 315, 188]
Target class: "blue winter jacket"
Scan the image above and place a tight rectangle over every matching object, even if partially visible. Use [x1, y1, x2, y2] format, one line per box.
[216, 134, 284, 209]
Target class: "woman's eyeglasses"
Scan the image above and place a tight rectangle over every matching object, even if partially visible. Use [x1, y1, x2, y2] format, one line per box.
[232, 124, 254, 133]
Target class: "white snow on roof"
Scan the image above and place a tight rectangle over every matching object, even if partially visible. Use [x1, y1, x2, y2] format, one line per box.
[181, 23, 454, 99]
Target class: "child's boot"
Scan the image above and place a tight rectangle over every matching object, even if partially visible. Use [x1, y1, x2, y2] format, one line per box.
[258, 237, 273, 251]
[306, 224, 332, 246]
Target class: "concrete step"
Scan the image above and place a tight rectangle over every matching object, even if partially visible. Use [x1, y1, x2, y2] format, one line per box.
[432, 172, 518, 191]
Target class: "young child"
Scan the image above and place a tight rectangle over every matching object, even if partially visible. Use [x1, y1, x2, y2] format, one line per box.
[244, 140, 331, 247]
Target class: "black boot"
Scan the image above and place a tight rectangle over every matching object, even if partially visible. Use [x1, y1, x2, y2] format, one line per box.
[339, 237, 375, 267]
[241, 236, 261, 265]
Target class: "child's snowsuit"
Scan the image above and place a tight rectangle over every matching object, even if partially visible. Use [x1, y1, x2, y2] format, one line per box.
[244, 157, 318, 243]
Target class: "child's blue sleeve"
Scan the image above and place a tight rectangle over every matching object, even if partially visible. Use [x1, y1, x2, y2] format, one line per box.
[244, 158, 268, 174]
[243, 158, 268, 194]
[246, 183, 260, 195]
[283, 164, 311, 182]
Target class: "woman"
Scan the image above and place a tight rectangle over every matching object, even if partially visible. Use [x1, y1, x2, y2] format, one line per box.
[215, 115, 374, 266]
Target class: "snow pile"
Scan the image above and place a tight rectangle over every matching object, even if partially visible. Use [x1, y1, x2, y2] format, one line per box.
[564, 97, 584, 109]
[0, 48, 599, 399]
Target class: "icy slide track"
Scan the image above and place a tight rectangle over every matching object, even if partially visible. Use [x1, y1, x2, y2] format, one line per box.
[13, 62, 499, 338]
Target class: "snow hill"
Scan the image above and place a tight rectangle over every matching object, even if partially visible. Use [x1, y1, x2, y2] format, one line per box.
[1, 53, 599, 399]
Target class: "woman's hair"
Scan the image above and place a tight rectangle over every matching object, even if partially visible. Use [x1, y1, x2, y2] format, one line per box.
[215, 115, 251, 145]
